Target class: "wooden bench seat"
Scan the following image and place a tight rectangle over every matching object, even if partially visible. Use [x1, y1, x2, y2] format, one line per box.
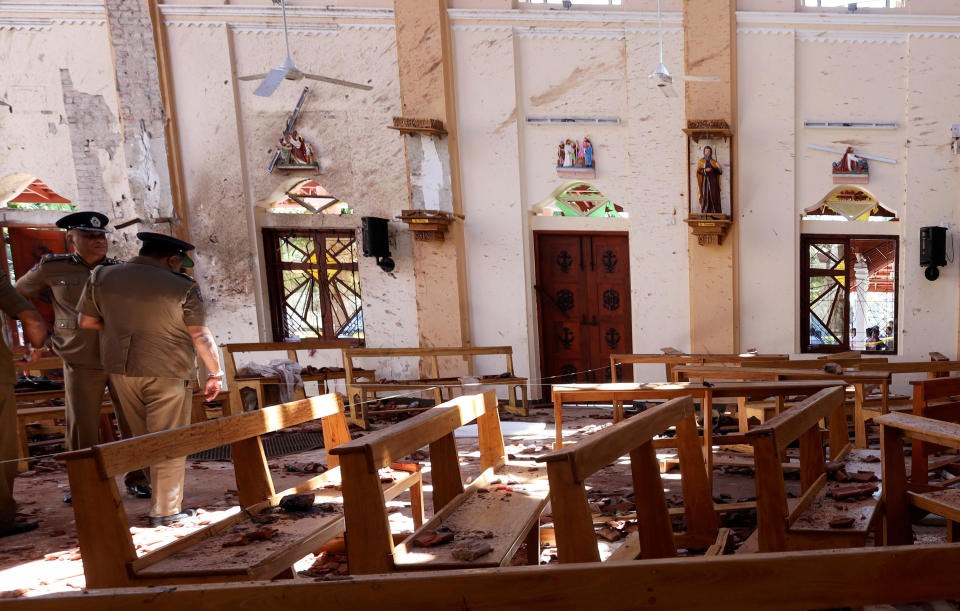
[879, 410, 960, 544]
[342, 346, 529, 429]
[331, 390, 547, 574]
[59, 393, 423, 588]
[746, 386, 881, 552]
[221, 339, 370, 416]
[538, 395, 724, 563]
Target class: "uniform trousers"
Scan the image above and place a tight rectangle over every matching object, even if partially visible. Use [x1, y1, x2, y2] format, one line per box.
[0, 384, 17, 530]
[108, 375, 191, 517]
[63, 363, 148, 487]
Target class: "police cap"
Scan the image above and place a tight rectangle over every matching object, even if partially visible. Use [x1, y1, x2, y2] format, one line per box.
[137, 232, 196, 268]
[56, 211, 111, 233]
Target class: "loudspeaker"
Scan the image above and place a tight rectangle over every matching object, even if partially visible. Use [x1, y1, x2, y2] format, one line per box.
[361, 216, 395, 272]
[361, 217, 391, 258]
[920, 226, 947, 268]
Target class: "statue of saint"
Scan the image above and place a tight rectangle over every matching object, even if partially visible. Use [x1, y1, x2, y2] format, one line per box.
[696, 145, 723, 214]
[583, 138, 594, 167]
[563, 139, 575, 167]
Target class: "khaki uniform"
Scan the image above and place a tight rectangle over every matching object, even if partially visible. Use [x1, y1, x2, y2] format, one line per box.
[0, 282, 36, 530]
[77, 256, 205, 517]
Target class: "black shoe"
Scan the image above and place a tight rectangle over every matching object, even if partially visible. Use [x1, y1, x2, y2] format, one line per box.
[126, 484, 152, 499]
[63, 492, 72, 504]
[0, 520, 38, 538]
[148, 509, 196, 527]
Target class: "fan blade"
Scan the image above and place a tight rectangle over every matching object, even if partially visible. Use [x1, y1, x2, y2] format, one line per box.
[237, 73, 269, 81]
[677, 75, 722, 82]
[661, 85, 678, 98]
[253, 66, 291, 97]
[303, 74, 372, 91]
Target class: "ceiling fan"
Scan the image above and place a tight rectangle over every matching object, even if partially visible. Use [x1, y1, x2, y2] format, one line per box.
[649, 0, 721, 97]
[238, 0, 373, 97]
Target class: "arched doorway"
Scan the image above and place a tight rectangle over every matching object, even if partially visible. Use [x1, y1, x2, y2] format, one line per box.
[533, 182, 632, 383]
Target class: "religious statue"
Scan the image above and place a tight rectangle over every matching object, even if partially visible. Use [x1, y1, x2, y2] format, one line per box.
[278, 135, 294, 165]
[832, 146, 868, 175]
[582, 138, 594, 167]
[277, 130, 317, 168]
[557, 141, 565, 167]
[563, 139, 575, 167]
[696, 145, 723, 214]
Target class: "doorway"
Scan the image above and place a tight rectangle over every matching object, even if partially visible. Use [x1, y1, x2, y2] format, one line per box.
[535, 232, 632, 383]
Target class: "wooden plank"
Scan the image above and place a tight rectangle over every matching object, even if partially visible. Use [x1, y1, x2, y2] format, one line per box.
[880, 423, 913, 546]
[343, 346, 513, 358]
[64, 456, 137, 588]
[875, 412, 960, 450]
[541, 397, 694, 483]
[854, 360, 960, 374]
[546, 460, 600, 564]
[224, 339, 359, 353]
[339, 452, 393, 575]
[393, 463, 549, 569]
[231, 436, 275, 509]
[629, 441, 676, 560]
[785, 473, 828, 526]
[320, 409, 352, 471]
[746, 387, 844, 454]
[909, 489, 960, 523]
[69, 394, 343, 478]
[27, 544, 960, 611]
[704, 528, 734, 556]
[751, 434, 788, 553]
[673, 416, 718, 542]
[429, 432, 464, 512]
[798, 425, 825, 491]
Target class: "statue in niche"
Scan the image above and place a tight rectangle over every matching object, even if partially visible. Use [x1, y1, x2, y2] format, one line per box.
[696, 145, 723, 214]
[833, 146, 868, 175]
[556, 138, 596, 170]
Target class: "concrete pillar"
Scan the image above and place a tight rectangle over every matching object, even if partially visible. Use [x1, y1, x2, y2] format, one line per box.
[684, 0, 738, 353]
[393, 0, 472, 367]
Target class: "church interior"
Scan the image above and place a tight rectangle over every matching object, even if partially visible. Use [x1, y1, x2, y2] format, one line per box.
[2, 0, 960, 608]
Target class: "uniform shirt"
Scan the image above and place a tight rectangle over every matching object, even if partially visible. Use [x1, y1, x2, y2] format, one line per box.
[0, 281, 36, 385]
[15, 254, 121, 368]
[76, 256, 206, 380]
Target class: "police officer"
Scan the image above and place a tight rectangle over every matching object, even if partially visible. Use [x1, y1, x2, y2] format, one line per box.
[15, 211, 150, 503]
[77, 232, 223, 527]
[0, 281, 48, 537]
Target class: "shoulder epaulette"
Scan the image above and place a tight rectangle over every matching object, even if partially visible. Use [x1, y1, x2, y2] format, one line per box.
[39, 253, 72, 263]
[102, 257, 123, 266]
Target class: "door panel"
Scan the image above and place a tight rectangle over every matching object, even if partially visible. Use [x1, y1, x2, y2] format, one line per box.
[536, 233, 632, 384]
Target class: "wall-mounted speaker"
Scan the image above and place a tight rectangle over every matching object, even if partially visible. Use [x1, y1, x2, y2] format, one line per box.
[361, 216, 395, 272]
[920, 225, 947, 281]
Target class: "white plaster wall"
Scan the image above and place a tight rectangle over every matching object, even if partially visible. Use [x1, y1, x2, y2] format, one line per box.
[625, 30, 692, 381]
[737, 30, 796, 354]
[0, 23, 126, 215]
[453, 28, 532, 383]
[900, 35, 960, 361]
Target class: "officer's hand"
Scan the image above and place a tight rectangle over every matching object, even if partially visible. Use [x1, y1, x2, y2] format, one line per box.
[204, 377, 222, 401]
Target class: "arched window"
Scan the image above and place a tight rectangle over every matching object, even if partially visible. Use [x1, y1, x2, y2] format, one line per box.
[801, 185, 897, 222]
[533, 182, 626, 218]
[266, 179, 352, 215]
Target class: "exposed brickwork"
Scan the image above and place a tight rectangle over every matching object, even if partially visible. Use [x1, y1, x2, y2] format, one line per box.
[59, 69, 121, 211]
[103, 0, 173, 220]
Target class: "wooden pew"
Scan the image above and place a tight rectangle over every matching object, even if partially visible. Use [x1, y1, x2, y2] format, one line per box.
[539, 395, 725, 563]
[549, 380, 846, 492]
[24, 544, 960, 611]
[608, 352, 790, 383]
[904, 377, 960, 489]
[745, 387, 881, 552]
[57, 393, 423, 588]
[878, 411, 960, 545]
[221, 339, 370, 416]
[673, 364, 891, 445]
[330, 390, 547, 574]
[342, 346, 528, 428]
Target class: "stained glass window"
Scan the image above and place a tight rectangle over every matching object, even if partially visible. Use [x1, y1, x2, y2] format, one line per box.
[263, 228, 364, 342]
[534, 183, 626, 218]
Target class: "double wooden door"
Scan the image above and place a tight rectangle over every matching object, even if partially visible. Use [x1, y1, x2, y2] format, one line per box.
[535, 233, 632, 383]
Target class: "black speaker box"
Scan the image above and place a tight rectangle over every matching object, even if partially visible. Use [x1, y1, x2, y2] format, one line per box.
[920, 226, 947, 268]
[361, 217, 391, 258]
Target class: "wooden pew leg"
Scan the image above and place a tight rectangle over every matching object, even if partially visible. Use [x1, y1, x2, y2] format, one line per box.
[273, 567, 297, 580]
[948, 520, 960, 543]
[410, 479, 425, 530]
[854, 384, 868, 449]
[525, 522, 540, 565]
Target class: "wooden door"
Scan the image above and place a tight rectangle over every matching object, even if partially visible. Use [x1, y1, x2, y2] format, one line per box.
[535, 233, 632, 383]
